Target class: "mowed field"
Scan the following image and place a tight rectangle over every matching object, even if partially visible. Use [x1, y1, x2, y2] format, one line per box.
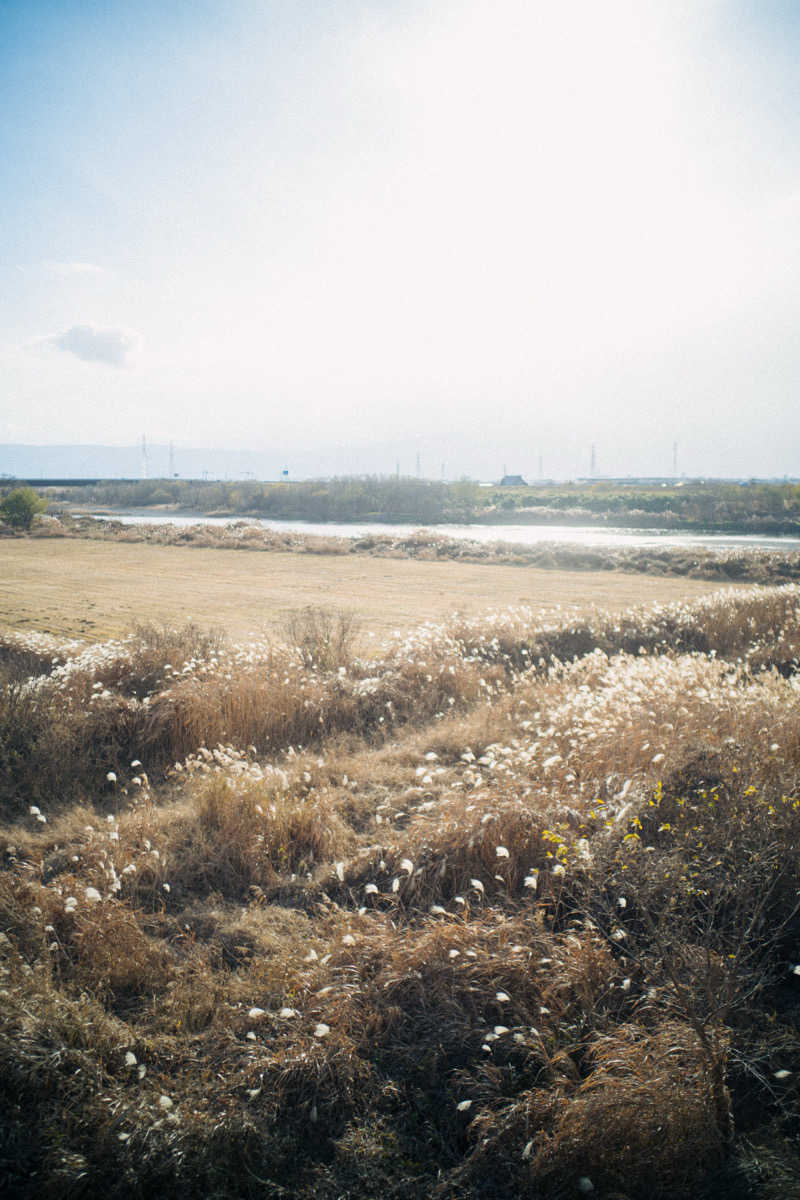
[1, 537, 738, 642]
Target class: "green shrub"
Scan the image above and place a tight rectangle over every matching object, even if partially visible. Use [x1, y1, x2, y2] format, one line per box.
[0, 487, 47, 530]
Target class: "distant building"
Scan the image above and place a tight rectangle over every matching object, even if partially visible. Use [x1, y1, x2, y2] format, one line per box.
[499, 474, 527, 487]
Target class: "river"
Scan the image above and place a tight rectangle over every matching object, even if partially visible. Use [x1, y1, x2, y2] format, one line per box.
[86, 512, 800, 552]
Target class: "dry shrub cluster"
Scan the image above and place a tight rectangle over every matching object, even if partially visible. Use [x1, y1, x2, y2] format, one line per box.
[1, 584, 800, 1197]
[147, 775, 355, 904]
[284, 605, 360, 670]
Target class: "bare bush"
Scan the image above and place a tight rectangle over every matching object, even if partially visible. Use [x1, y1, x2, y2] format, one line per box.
[284, 605, 360, 670]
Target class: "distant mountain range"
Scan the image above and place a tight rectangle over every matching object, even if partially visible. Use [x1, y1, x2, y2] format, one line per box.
[2, 442, 793, 486]
[0, 439, 522, 483]
[0, 442, 289, 482]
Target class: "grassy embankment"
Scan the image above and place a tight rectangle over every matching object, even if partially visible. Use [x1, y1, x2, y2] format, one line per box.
[1, 573, 800, 1198]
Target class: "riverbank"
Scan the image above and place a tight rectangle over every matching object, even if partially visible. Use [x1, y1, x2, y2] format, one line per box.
[472, 505, 800, 535]
[41, 475, 800, 535]
[25, 512, 800, 586]
[54, 498, 800, 537]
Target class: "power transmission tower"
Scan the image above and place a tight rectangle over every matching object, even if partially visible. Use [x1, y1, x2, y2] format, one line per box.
[140, 434, 148, 480]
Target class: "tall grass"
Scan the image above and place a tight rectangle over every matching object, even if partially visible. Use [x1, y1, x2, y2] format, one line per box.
[3, 586, 798, 817]
[1, 585, 800, 1197]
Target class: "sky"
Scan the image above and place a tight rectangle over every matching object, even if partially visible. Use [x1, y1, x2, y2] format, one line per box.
[1, 0, 799, 479]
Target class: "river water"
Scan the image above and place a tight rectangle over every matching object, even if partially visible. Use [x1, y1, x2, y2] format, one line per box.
[87, 512, 800, 552]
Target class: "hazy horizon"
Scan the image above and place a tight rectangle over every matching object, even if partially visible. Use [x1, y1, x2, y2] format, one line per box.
[2, 1, 799, 478]
[3, 438, 799, 484]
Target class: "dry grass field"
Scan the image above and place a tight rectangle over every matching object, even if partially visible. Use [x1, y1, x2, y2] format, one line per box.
[3, 525, 799, 1198]
[2, 565, 800, 1198]
[0, 537, 737, 642]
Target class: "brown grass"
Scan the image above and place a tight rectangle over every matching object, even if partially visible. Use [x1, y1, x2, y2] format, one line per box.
[0, 536, 737, 641]
[2, 585, 800, 1198]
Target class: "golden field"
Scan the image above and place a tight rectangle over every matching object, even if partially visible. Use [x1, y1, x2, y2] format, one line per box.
[0, 536, 736, 641]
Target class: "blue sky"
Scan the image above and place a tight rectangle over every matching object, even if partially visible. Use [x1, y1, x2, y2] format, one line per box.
[1, 0, 799, 478]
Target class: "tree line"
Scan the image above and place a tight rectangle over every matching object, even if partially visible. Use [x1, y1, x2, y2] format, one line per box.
[7, 477, 800, 533]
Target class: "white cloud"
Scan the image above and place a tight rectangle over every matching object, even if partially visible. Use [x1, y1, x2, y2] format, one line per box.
[47, 323, 137, 367]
